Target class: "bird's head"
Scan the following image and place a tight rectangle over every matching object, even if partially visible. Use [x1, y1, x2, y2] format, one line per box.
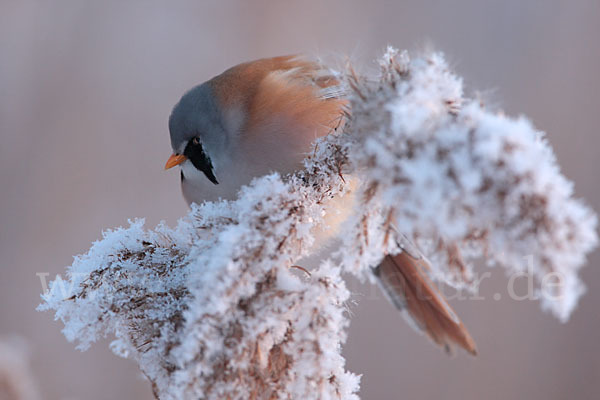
[165, 82, 227, 185]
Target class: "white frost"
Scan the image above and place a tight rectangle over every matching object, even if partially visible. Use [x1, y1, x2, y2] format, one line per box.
[39, 48, 597, 399]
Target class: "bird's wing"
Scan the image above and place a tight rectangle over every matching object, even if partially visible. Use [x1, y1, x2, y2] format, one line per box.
[212, 55, 346, 105]
[275, 58, 348, 101]
[211, 55, 346, 137]
[246, 56, 346, 130]
[232, 57, 347, 173]
[373, 245, 478, 356]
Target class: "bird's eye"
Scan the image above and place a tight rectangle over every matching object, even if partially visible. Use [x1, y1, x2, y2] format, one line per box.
[192, 137, 200, 145]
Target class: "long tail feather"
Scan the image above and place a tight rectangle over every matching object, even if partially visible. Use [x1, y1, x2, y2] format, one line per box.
[373, 251, 477, 355]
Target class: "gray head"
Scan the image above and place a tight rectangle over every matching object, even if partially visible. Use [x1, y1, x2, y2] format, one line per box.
[166, 82, 228, 184]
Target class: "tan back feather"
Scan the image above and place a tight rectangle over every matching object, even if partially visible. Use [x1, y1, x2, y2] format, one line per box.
[210, 56, 346, 175]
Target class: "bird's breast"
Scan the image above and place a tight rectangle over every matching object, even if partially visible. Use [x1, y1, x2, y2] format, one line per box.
[180, 158, 252, 204]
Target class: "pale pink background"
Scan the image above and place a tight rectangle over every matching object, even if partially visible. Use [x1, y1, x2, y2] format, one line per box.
[1, 1, 599, 399]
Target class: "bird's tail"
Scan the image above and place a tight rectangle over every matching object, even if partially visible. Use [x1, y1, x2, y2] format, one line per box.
[373, 249, 477, 355]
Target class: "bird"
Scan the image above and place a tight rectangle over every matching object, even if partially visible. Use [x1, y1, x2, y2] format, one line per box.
[165, 55, 477, 355]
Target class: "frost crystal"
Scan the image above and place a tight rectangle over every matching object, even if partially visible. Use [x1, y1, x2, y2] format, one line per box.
[40, 48, 597, 398]
[342, 48, 597, 321]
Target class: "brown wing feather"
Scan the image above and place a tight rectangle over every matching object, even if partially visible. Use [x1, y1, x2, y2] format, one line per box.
[374, 251, 478, 355]
[243, 56, 345, 133]
[212, 56, 346, 175]
[245, 67, 345, 134]
[209, 55, 346, 175]
[211, 55, 343, 108]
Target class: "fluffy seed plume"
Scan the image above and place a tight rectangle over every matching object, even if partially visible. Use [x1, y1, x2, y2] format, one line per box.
[40, 48, 597, 399]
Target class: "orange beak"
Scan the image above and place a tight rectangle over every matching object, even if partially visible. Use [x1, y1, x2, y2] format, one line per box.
[164, 153, 187, 170]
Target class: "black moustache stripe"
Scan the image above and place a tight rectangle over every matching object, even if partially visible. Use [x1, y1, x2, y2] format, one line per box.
[183, 140, 219, 185]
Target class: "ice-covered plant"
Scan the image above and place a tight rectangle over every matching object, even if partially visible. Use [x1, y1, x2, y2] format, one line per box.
[40, 48, 597, 399]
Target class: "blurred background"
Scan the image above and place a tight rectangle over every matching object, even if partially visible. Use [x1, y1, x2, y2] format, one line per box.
[1, 1, 599, 399]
